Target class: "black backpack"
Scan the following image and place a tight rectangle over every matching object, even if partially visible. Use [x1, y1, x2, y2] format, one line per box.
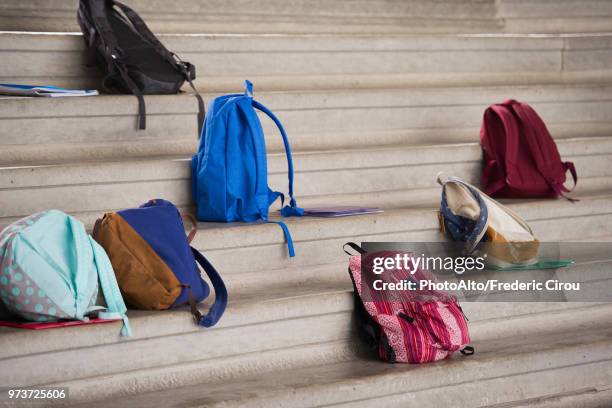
[77, 0, 204, 133]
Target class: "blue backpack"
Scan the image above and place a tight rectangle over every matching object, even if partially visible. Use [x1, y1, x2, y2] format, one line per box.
[191, 80, 303, 256]
[93, 199, 227, 327]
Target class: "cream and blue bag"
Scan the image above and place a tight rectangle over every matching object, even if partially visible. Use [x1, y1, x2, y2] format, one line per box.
[437, 174, 572, 270]
[0, 210, 131, 336]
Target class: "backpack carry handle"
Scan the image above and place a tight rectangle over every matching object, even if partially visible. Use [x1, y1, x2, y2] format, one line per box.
[190, 247, 228, 327]
[181, 213, 198, 244]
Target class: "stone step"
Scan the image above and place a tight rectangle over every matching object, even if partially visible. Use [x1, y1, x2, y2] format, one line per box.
[294, 174, 612, 214]
[7, 177, 612, 240]
[184, 189, 612, 274]
[3, 0, 612, 34]
[2, 178, 610, 276]
[0, 0, 499, 34]
[498, 0, 612, 18]
[1, 137, 609, 226]
[1, 32, 611, 92]
[2, 256, 609, 403]
[2, 84, 612, 164]
[2, 254, 605, 367]
[63, 304, 612, 406]
[502, 17, 612, 34]
[497, 0, 612, 33]
[0, 0, 498, 19]
[484, 388, 612, 408]
[0, 281, 357, 391]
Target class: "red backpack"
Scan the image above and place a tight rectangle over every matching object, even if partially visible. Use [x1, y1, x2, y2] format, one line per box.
[480, 100, 577, 200]
[344, 243, 473, 364]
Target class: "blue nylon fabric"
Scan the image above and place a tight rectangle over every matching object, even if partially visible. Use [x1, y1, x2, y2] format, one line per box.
[192, 80, 303, 256]
[118, 200, 209, 307]
[439, 178, 489, 255]
[190, 248, 227, 327]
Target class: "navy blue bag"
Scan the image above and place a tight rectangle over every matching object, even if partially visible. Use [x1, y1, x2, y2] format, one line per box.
[191, 80, 303, 256]
[94, 199, 227, 327]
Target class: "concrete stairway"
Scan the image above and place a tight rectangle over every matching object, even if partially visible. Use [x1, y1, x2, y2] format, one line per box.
[3, 31, 612, 93]
[1, 0, 611, 34]
[1, 1, 612, 407]
[75, 308, 612, 407]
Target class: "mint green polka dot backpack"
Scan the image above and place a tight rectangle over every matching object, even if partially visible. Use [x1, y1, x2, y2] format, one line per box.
[0, 210, 131, 336]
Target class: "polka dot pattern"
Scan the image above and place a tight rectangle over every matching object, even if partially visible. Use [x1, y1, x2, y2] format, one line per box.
[0, 261, 70, 321]
[0, 212, 90, 323]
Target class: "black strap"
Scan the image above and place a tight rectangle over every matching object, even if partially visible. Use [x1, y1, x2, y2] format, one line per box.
[92, 0, 203, 135]
[87, 0, 119, 58]
[112, 0, 204, 137]
[116, 63, 146, 129]
[397, 312, 414, 324]
[460, 346, 475, 356]
[343, 242, 367, 256]
[86, 0, 145, 129]
[458, 305, 469, 321]
[186, 77, 205, 138]
[85, 26, 98, 67]
[175, 60, 204, 138]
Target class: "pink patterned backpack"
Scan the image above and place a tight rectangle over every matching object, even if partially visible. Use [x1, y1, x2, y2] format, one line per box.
[344, 243, 473, 363]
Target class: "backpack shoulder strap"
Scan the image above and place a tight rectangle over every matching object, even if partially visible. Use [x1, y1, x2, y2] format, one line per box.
[89, 235, 132, 336]
[190, 247, 228, 327]
[483, 101, 521, 196]
[247, 81, 303, 217]
[86, 0, 119, 53]
[85, 0, 147, 129]
[239, 81, 302, 258]
[510, 102, 577, 200]
[111, 0, 204, 136]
